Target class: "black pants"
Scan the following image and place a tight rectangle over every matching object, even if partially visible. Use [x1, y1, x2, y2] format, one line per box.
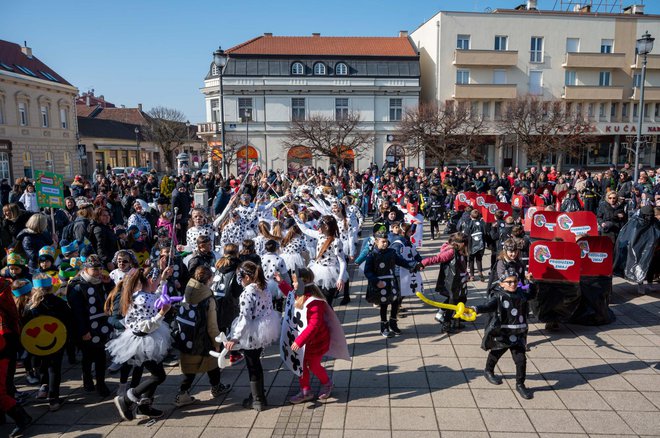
[469, 251, 484, 276]
[39, 350, 63, 401]
[180, 367, 221, 392]
[430, 220, 439, 239]
[119, 363, 144, 387]
[321, 287, 337, 309]
[243, 348, 263, 382]
[485, 346, 527, 384]
[488, 246, 497, 271]
[81, 343, 106, 385]
[131, 360, 166, 400]
[380, 299, 400, 322]
[342, 280, 350, 300]
[440, 295, 466, 323]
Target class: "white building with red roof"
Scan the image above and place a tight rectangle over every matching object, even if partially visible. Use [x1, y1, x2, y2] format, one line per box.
[198, 32, 420, 173]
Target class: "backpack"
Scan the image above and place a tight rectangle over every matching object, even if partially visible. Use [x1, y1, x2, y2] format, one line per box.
[172, 297, 213, 355]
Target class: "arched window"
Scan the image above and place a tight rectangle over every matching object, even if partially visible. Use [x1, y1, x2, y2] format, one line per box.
[291, 62, 304, 75]
[287, 146, 312, 174]
[313, 62, 326, 75]
[236, 146, 259, 174]
[335, 63, 348, 76]
[385, 144, 405, 167]
[330, 146, 355, 170]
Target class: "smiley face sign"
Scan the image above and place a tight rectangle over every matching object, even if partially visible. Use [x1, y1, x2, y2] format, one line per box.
[21, 316, 67, 356]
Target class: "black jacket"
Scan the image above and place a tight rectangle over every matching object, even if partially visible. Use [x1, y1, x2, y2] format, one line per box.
[89, 221, 119, 267]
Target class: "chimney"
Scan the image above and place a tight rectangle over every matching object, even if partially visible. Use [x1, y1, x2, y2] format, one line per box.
[20, 41, 32, 59]
[99, 95, 104, 101]
[399, 30, 408, 37]
[312, 33, 320, 37]
[264, 32, 273, 37]
[580, 4, 591, 12]
[527, 0, 537, 10]
[86, 95, 90, 106]
[138, 103, 143, 112]
[623, 4, 644, 14]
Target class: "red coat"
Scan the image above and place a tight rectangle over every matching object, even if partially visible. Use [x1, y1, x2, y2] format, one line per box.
[421, 243, 455, 267]
[278, 281, 331, 356]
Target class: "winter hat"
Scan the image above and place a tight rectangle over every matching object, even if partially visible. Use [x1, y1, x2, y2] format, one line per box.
[60, 240, 79, 256]
[76, 197, 92, 209]
[38, 246, 56, 262]
[11, 280, 32, 297]
[7, 253, 26, 267]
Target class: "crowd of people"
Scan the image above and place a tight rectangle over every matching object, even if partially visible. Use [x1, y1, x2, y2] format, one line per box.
[0, 160, 659, 437]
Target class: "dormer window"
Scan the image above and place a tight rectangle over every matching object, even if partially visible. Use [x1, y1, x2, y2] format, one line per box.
[335, 62, 348, 76]
[291, 62, 304, 75]
[313, 62, 326, 75]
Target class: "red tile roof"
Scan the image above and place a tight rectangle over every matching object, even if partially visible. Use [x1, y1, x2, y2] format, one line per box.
[226, 35, 417, 57]
[0, 39, 72, 86]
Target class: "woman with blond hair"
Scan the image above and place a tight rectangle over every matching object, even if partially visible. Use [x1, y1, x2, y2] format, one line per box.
[16, 213, 57, 272]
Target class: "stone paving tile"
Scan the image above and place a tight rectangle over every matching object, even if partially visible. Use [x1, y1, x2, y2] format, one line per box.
[344, 406, 390, 430]
[571, 410, 636, 435]
[434, 408, 486, 431]
[524, 409, 584, 434]
[617, 410, 660, 436]
[556, 389, 613, 410]
[479, 407, 536, 433]
[390, 407, 437, 431]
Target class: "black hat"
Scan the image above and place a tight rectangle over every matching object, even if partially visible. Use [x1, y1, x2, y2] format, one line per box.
[373, 223, 388, 239]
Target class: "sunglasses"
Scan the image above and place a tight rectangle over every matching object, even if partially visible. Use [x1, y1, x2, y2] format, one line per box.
[501, 280, 517, 285]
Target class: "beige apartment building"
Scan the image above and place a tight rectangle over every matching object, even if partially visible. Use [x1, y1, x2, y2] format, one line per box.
[411, 2, 660, 172]
[0, 40, 80, 182]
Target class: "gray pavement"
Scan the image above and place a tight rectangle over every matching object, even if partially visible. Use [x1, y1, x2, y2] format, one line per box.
[3, 224, 660, 437]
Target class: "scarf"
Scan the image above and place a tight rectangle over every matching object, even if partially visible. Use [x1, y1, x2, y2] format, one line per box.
[81, 271, 102, 285]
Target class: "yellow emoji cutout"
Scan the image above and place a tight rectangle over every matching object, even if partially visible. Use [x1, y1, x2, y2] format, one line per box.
[21, 316, 67, 356]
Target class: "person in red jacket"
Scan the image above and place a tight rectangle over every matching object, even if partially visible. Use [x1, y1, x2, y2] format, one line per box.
[275, 268, 333, 404]
[0, 278, 32, 437]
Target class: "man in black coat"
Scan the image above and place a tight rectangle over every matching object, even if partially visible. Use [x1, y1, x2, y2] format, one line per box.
[597, 192, 627, 242]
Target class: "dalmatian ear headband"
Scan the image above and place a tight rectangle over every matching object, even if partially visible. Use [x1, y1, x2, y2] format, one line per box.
[112, 250, 138, 267]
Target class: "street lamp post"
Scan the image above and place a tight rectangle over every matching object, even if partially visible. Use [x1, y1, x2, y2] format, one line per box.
[134, 127, 141, 168]
[635, 31, 654, 183]
[213, 47, 228, 178]
[242, 108, 251, 175]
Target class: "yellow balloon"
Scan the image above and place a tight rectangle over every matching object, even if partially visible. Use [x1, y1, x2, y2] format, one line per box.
[415, 292, 477, 322]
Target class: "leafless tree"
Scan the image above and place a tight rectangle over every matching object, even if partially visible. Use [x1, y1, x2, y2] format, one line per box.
[282, 112, 373, 167]
[204, 133, 244, 174]
[498, 95, 594, 169]
[396, 102, 486, 167]
[144, 106, 188, 171]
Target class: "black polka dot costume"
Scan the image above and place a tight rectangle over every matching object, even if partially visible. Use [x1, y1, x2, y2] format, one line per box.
[280, 235, 307, 272]
[229, 283, 280, 350]
[186, 225, 214, 249]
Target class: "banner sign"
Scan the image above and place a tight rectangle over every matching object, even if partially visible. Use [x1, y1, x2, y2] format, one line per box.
[454, 191, 477, 210]
[556, 211, 598, 241]
[529, 241, 581, 283]
[524, 206, 538, 232]
[481, 201, 512, 223]
[35, 170, 64, 209]
[577, 236, 613, 277]
[530, 211, 560, 240]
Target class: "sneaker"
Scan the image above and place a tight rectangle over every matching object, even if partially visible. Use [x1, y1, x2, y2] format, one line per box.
[289, 390, 314, 404]
[210, 383, 231, 398]
[174, 390, 196, 407]
[108, 361, 122, 374]
[114, 395, 135, 421]
[162, 355, 179, 367]
[389, 319, 401, 336]
[317, 382, 334, 400]
[434, 310, 444, 323]
[26, 371, 40, 385]
[49, 398, 62, 412]
[116, 383, 128, 398]
[37, 384, 48, 399]
[380, 322, 394, 338]
[229, 353, 244, 366]
[136, 402, 163, 419]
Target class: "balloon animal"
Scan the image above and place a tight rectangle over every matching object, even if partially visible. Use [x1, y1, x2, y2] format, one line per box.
[415, 291, 477, 321]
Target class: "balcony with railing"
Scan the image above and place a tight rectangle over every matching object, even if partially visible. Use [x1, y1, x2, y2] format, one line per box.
[631, 54, 660, 69]
[631, 86, 660, 100]
[562, 52, 627, 69]
[562, 85, 624, 100]
[453, 83, 517, 99]
[453, 49, 518, 67]
[197, 122, 220, 136]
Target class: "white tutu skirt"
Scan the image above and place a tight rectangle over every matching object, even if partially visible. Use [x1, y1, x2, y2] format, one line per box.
[230, 310, 281, 351]
[281, 253, 306, 272]
[309, 261, 347, 290]
[106, 324, 172, 366]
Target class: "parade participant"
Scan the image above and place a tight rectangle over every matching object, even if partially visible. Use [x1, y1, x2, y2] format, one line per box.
[487, 239, 527, 295]
[18, 184, 38, 213]
[109, 250, 139, 285]
[183, 208, 214, 252]
[224, 261, 280, 411]
[460, 209, 487, 282]
[66, 255, 113, 397]
[125, 225, 150, 266]
[187, 234, 217, 275]
[421, 232, 469, 333]
[254, 221, 277, 257]
[89, 207, 119, 272]
[156, 210, 177, 247]
[37, 246, 60, 289]
[16, 213, 56, 273]
[274, 269, 335, 403]
[174, 266, 231, 407]
[127, 200, 152, 240]
[261, 240, 291, 309]
[364, 224, 421, 337]
[0, 278, 32, 438]
[470, 269, 535, 399]
[403, 202, 424, 249]
[560, 189, 582, 212]
[292, 213, 347, 308]
[425, 188, 443, 240]
[280, 221, 307, 287]
[510, 225, 530, 266]
[110, 266, 174, 420]
[24, 273, 74, 411]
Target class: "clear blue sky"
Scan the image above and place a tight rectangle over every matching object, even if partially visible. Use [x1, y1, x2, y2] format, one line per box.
[2, 0, 658, 123]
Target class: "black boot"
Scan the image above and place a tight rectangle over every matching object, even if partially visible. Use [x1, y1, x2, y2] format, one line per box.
[484, 369, 503, 385]
[516, 383, 533, 399]
[242, 393, 253, 409]
[380, 321, 393, 338]
[7, 404, 32, 438]
[250, 380, 266, 411]
[389, 319, 401, 335]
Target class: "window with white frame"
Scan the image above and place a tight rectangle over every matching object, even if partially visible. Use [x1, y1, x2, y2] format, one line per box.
[494, 36, 508, 51]
[0, 152, 10, 180]
[335, 98, 349, 120]
[60, 108, 68, 129]
[456, 34, 470, 50]
[335, 63, 348, 76]
[389, 98, 403, 121]
[45, 151, 54, 172]
[566, 38, 580, 53]
[565, 70, 577, 86]
[622, 102, 629, 118]
[23, 151, 33, 178]
[63, 151, 72, 177]
[456, 70, 470, 84]
[482, 101, 490, 120]
[40, 105, 49, 127]
[238, 98, 253, 121]
[530, 37, 544, 63]
[600, 39, 613, 54]
[599, 71, 611, 86]
[211, 99, 220, 123]
[18, 102, 28, 126]
[633, 103, 639, 120]
[291, 62, 304, 75]
[313, 63, 326, 75]
[644, 103, 650, 120]
[633, 72, 642, 88]
[493, 70, 506, 84]
[211, 64, 219, 76]
[291, 98, 305, 121]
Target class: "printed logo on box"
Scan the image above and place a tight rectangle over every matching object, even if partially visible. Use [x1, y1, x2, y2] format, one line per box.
[578, 241, 590, 258]
[533, 245, 551, 263]
[548, 259, 576, 270]
[557, 214, 573, 231]
[534, 214, 546, 227]
[587, 252, 608, 263]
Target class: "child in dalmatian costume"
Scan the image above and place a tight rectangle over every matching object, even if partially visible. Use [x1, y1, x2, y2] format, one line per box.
[280, 221, 308, 275]
[233, 194, 260, 240]
[389, 222, 423, 314]
[260, 240, 291, 309]
[183, 208, 215, 252]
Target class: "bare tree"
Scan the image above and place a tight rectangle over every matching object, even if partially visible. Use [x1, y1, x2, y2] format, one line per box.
[498, 95, 593, 169]
[144, 106, 188, 171]
[282, 112, 373, 167]
[396, 102, 486, 167]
